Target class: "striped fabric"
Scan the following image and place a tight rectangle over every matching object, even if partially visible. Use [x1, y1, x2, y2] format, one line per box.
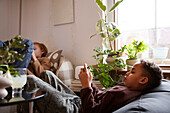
[56, 56, 74, 87]
[47, 50, 74, 87]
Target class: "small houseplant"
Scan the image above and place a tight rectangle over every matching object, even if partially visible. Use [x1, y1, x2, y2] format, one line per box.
[125, 40, 148, 70]
[0, 35, 26, 78]
[0, 35, 26, 98]
[89, 47, 126, 89]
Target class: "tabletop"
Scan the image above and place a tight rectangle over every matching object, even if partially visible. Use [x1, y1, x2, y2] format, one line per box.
[0, 87, 46, 106]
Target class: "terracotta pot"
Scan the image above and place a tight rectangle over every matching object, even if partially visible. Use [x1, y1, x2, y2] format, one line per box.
[126, 59, 139, 71]
[0, 76, 13, 99]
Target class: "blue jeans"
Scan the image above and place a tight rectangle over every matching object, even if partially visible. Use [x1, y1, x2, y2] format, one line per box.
[0, 39, 33, 68]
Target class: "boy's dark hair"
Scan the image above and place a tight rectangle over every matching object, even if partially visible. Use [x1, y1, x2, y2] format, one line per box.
[140, 60, 163, 90]
[34, 42, 48, 57]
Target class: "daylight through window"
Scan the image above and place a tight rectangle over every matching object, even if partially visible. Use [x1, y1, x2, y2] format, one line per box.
[117, 0, 170, 59]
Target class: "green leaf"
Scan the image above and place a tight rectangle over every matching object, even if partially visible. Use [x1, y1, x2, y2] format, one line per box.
[112, 28, 120, 35]
[96, 0, 106, 12]
[96, 19, 107, 38]
[109, 0, 123, 12]
[0, 35, 26, 77]
[108, 27, 113, 32]
[109, 29, 120, 41]
[125, 40, 148, 59]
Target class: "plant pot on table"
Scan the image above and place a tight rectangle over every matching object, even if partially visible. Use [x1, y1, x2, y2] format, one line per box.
[106, 52, 123, 64]
[0, 76, 13, 99]
[126, 59, 139, 71]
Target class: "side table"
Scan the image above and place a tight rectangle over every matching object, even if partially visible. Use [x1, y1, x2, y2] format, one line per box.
[0, 87, 46, 113]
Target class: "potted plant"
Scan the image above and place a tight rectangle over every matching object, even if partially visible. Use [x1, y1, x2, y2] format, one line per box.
[90, 0, 123, 51]
[0, 35, 26, 77]
[125, 40, 148, 70]
[89, 47, 126, 89]
[105, 45, 126, 64]
[0, 35, 26, 98]
[90, 0, 124, 67]
[88, 0, 124, 89]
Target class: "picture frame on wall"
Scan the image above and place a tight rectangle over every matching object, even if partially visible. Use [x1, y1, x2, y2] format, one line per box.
[53, 0, 74, 26]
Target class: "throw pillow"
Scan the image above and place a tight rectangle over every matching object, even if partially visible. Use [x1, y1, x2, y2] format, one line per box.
[46, 50, 63, 73]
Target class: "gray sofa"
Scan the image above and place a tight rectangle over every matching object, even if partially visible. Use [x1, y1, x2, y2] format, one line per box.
[113, 79, 170, 113]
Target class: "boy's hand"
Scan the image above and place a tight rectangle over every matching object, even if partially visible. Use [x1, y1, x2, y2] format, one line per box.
[79, 63, 93, 89]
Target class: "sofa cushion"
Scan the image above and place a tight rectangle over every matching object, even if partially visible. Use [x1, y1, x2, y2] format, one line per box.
[113, 79, 170, 113]
[46, 50, 62, 73]
[56, 56, 74, 87]
[46, 50, 74, 87]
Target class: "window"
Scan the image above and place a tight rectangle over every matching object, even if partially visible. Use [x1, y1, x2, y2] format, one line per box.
[116, 0, 170, 59]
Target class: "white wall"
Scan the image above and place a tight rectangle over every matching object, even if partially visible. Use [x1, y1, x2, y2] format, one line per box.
[21, 0, 102, 67]
[0, 0, 102, 67]
[0, 0, 20, 39]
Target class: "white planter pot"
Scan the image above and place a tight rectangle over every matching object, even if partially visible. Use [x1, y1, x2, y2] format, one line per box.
[0, 76, 13, 99]
[126, 59, 139, 71]
[106, 56, 117, 64]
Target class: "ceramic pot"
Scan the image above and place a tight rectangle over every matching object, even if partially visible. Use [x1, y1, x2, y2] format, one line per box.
[106, 56, 117, 64]
[0, 76, 13, 99]
[126, 59, 139, 71]
[106, 52, 123, 64]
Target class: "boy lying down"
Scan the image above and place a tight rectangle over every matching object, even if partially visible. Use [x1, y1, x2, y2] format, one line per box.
[27, 60, 163, 113]
[79, 60, 163, 113]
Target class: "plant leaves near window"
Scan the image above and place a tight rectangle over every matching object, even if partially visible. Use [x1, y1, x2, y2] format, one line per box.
[109, 0, 124, 12]
[91, 0, 124, 50]
[125, 40, 148, 59]
[109, 28, 120, 41]
[102, 38, 110, 48]
[96, 19, 107, 38]
[96, 0, 106, 12]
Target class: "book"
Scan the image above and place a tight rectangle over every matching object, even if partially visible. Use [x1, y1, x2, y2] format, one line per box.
[70, 79, 105, 91]
[71, 79, 103, 87]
